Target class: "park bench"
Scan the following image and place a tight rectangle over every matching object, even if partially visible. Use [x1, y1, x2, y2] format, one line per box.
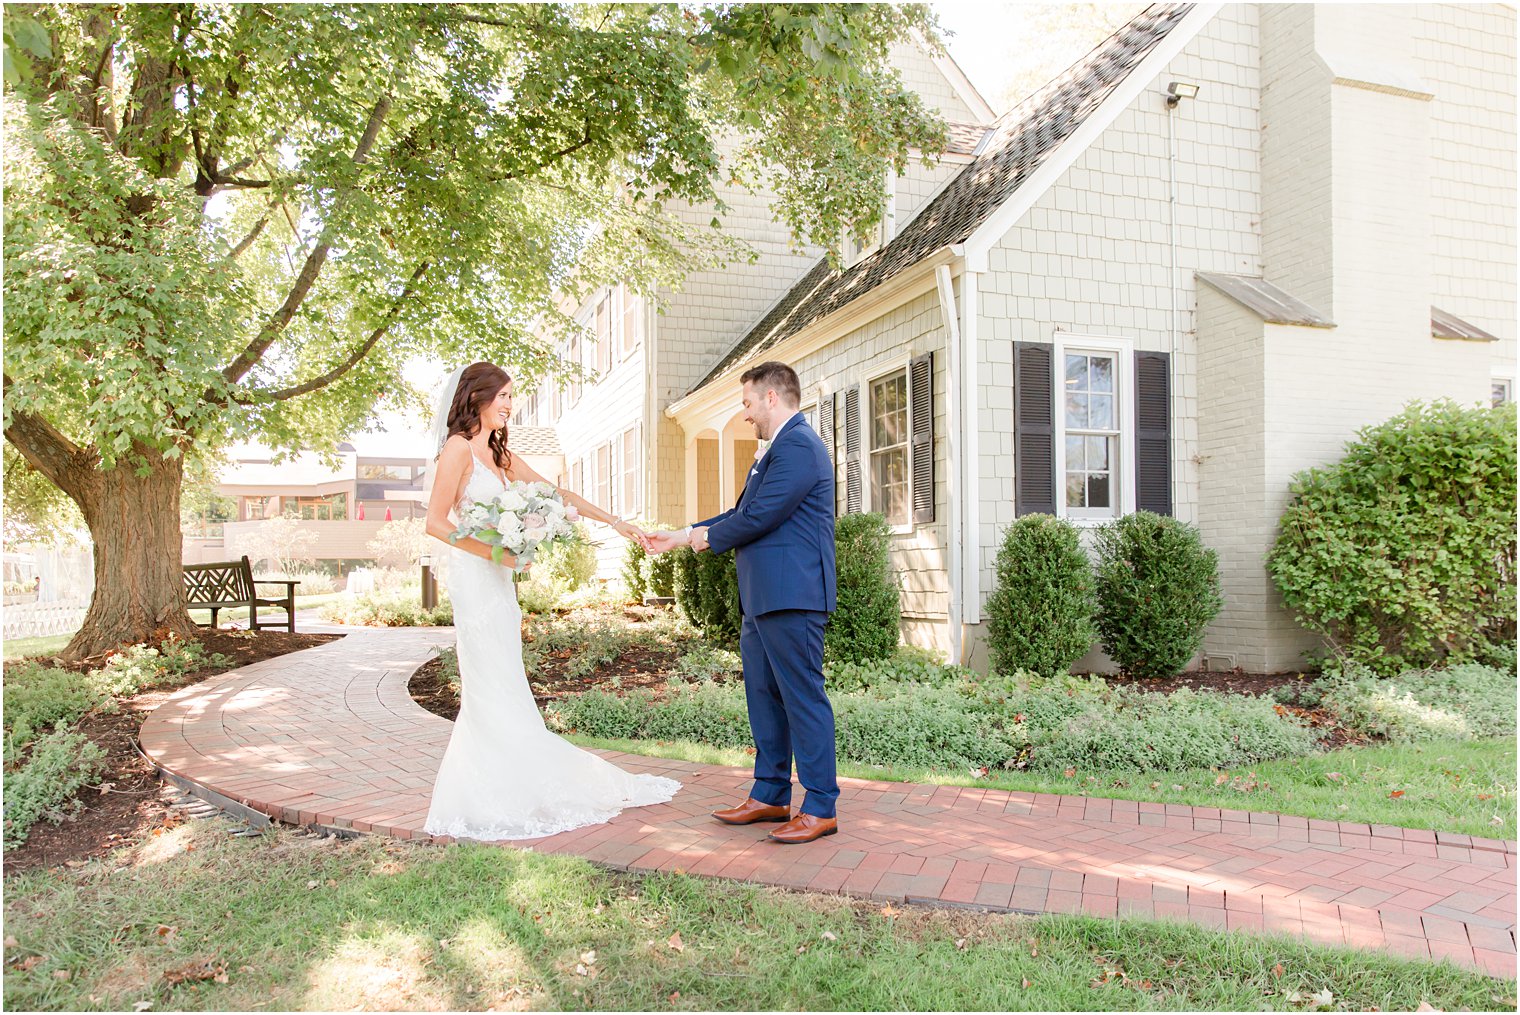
[183, 556, 300, 633]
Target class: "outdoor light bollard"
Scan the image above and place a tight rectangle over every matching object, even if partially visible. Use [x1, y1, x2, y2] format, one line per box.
[420, 553, 436, 610]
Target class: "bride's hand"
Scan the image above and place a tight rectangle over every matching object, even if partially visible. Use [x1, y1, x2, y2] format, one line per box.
[613, 520, 650, 548]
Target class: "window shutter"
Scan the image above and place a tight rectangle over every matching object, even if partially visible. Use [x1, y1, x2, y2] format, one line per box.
[843, 384, 862, 515]
[1134, 350, 1172, 516]
[909, 352, 934, 524]
[1013, 342, 1056, 516]
[818, 391, 835, 464]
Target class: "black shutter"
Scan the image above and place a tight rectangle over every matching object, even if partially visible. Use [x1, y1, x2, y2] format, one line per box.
[819, 391, 835, 464]
[1013, 342, 1056, 516]
[1134, 350, 1172, 516]
[909, 352, 934, 524]
[843, 384, 862, 515]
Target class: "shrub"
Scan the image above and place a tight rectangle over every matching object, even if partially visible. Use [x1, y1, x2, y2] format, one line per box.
[547, 659, 1318, 776]
[1029, 686, 1317, 773]
[695, 549, 740, 645]
[3, 729, 107, 848]
[3, 662, 109, 763]
[672, 547, 701, 624]
[984, 514, 1097, 677]
[622, 540, 649, 603]
[675, 643, 742, 683]
[1270, 400, 1518, 670]
[321, 590, 453, 626]
[1311, 661, 1516, 742]
[515, 574, 564, 614]
[93, 637, 225, 697]
[825, 649, 968, 694]
[366, 518, 429, 570]
[286, 570, 338, 594]
[826, 512, 900, 665]
[535, 526, 597, 592]
[646, 546, 678, 598]
[1093, 511, 1222, 679]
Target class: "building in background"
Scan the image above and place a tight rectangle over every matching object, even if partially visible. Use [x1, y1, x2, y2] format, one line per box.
[182, 430, 564, 573]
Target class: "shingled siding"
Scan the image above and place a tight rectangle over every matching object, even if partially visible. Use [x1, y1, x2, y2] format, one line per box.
[790, 286, 954, 651]
[964, 6, 1264, 670]
[1412, 4, 1516, 370]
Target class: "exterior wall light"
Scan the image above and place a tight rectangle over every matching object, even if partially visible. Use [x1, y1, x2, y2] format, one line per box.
[1165, 81, 1200, 107]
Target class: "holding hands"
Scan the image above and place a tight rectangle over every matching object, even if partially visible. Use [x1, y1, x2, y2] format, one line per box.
[644, 526, 709, 555]
[612, 519, 654, 551]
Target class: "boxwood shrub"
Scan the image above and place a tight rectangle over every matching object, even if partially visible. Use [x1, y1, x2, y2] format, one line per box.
[984, 514, 1096, 677]
[825, 512, 900, 665]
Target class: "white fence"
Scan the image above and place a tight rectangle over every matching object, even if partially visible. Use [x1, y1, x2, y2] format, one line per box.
[4, 596, 90, 640]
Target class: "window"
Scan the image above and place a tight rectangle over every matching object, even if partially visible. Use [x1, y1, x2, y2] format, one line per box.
[868, 370, 909, 526]
[595, 293, 612, 376]
[243, 495, 279, 520]
[800, 402, 817, 434]
[621, 285, 642, 359]
[1061, 351, 1119, 519]
[595, 442, 611, 510]
[567, 335, 581, 406]
[284, 493, 347, 521]
[621, 426, 641, 517]
[570, 459, 584, 497]
[357, 464, 409, 481]
[1493, 378, 1513, 407]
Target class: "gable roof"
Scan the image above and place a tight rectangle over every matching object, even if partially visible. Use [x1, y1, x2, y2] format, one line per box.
[1431, 306, 1499, 342]
[509, 425, 564, 457]
[691, 3, 1195, 394]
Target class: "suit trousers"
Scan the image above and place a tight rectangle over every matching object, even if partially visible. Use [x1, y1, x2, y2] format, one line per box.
[740, 608, 839, 819]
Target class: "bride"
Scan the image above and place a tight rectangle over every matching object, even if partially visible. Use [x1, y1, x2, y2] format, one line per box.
[421, 361, 680, 841]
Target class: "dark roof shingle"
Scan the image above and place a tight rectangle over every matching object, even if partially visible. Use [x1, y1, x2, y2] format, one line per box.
[691, 3, 1195, 394]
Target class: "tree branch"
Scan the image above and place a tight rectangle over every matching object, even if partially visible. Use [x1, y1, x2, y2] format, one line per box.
[231, 262, 431, 404]
[487, 116, 595, 183]
[2, 375, 95, 497]
[216, 93, 393, 390]
[227, 215, 269, 259]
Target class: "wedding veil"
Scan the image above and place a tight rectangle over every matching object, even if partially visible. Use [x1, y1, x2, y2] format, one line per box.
[420, 365, 467, 498]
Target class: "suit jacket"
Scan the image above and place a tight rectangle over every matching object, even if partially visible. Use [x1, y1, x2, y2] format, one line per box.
[696, 412, 837, 616]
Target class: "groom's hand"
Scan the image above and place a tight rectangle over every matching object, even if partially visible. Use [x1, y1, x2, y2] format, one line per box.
[690, 526, 710, 553]
[644, 531, 686, 555]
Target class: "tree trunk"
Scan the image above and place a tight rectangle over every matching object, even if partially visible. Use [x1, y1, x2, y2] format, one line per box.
[65, 449, 197, 660]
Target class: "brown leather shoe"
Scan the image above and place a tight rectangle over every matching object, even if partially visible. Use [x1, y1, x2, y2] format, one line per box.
[768, 813, 838, 844]
[712, 797, 790, 825]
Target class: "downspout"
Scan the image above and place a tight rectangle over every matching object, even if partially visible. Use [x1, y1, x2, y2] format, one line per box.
[1165, 92, 1183, 513]
[935, 265, 963, 666]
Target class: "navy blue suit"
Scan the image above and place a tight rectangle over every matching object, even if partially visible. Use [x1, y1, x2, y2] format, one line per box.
[697, 412, 839, 818]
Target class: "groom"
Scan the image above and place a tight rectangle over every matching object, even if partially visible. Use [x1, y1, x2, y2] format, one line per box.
[647, 361, 839, 843]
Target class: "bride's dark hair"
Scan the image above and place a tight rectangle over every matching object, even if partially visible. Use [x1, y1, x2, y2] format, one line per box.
[445, 362, 513, 469]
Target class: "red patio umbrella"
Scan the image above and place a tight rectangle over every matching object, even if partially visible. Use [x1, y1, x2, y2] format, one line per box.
[384, 506, 393, 521]
[356, 502, 366, 520]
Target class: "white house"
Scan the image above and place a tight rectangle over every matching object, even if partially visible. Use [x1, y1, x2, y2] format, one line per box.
[533, 4, 1515, 673]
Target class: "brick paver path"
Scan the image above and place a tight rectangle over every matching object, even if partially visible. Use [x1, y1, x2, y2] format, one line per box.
[139, 628, 1517, 978]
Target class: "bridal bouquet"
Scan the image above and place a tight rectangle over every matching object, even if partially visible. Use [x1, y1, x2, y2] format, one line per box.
[451, 480, 581, 570]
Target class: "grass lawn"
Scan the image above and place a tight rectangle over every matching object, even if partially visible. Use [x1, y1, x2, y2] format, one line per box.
[4, 821, 1511, 1013]
[568, 735, 1518, 840]
[2, 632, 73, 660]
[186, 591, 347, 625]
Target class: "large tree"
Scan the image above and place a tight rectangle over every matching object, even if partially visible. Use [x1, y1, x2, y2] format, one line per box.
[3, 3, 945, 659]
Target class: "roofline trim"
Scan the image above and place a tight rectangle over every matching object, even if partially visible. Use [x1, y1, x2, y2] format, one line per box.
[961, 3, 1222, 260]
[667, 247, 962, 430]
[915, 30, 999, 124]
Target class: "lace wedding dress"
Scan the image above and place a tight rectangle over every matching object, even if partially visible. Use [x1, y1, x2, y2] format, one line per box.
[424, 459, 680, 841]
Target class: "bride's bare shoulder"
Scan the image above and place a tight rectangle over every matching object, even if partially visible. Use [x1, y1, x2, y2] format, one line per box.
[440, 434, 472, 460]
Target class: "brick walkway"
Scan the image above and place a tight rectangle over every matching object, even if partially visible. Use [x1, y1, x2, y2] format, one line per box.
[139, 628, 1517, 978]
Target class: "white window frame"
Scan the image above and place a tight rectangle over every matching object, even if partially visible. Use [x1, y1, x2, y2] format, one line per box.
[621, 424, 641, 518]
[799, 400, 817, 435]
[863, 357, 913, 534]
[1492, 368, 1513, 407]
[619, 283, 642, 362]
[1053, 333, 1136, 526]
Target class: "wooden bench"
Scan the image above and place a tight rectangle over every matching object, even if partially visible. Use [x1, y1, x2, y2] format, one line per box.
[183, 556, 300, 633]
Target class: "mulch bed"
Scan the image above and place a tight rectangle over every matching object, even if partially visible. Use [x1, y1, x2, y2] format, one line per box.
[3, 629, 339, 878]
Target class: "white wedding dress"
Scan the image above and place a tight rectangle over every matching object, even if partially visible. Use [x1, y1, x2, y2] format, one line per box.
[424, 458, 680, 841]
